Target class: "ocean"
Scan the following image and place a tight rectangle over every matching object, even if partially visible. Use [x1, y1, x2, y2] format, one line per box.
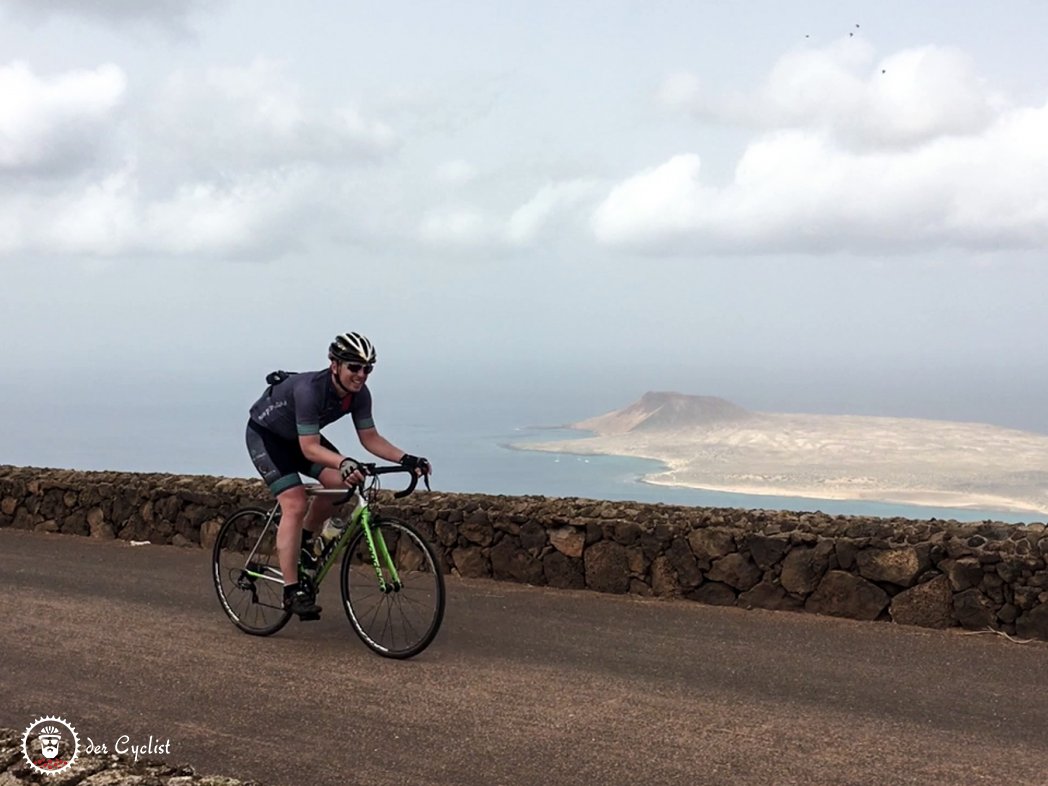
[3, 373, 1044, 525]
[429, 425, 1042, 524]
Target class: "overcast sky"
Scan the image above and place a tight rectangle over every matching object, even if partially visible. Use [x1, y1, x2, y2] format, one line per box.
[3, 0, 1048, 442]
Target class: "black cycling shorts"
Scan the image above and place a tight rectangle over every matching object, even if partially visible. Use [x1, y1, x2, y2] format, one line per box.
[245, 419, 339, 495]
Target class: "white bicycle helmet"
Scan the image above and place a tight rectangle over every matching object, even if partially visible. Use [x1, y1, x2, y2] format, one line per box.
[328, 332, 377, 364]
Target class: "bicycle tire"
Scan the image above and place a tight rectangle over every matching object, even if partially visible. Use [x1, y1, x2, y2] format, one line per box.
[212, 507, 292, 636]
[340, 516, 445, 659]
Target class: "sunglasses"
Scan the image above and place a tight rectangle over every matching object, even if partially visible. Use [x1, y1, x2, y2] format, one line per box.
[344, 362, 374, 375]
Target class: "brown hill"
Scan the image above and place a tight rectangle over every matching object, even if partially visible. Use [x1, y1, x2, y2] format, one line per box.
[573, 392, 752, 435]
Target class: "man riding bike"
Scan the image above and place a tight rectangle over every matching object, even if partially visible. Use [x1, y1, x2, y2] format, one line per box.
[245, 331, 431, 620]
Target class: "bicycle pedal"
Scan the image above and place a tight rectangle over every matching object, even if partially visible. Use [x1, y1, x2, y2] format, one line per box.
[297, 611, 321, 622]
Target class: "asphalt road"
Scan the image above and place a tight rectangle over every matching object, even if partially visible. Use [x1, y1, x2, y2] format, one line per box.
[1, 528, 1046, 786]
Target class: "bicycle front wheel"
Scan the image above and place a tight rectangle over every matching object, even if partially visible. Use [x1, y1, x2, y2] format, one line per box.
[212, 507, 292, 636]
[340, 517, 445, 658]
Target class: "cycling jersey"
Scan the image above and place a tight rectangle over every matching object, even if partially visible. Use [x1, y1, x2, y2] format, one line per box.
[248, 370, 375, 439]
[246, 369, 375, 494]
[246, 421, 337, 493]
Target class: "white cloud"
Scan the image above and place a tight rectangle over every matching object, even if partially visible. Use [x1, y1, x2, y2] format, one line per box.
[605, 41, 1048, 255]
[48, 166, 139, 255]
[859, 47, 999, 146]
[415, 178, 602, 251]
[944, 105, 1048, 246]
[434, 160, 478, 186]
[418, 207, 497, 248]
[146, 59, 398, 176]
[655, 72, 705, 110]
[1, 0, 223, 35]
[142, 171, 317, 256]
[506, 180, 599, 245]
[593, 100, 1048, 254]
[660, 40, 1000, 149]
[0, 61, 125, 174]
[0, 160, 320, 258]
[591, 154, 712, 249]
[0, 58, 404, 259]
[0, 163, 137, 256]
[336, 107, 398, 154]
[3, 34, 1041, 264]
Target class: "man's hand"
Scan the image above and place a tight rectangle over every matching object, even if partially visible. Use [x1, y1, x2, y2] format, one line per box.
[399, 453, 432, 476]
[339, 457, 366, 487]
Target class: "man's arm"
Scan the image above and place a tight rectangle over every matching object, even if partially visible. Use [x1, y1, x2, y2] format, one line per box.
[357, 427, 411, 464]
[298, 434, 346, 469]
[299, 434, 366, 486]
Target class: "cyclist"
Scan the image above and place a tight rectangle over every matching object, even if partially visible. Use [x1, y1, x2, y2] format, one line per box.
[245, 331, 431, 620]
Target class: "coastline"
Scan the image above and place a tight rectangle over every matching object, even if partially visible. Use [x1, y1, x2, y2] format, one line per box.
[508, 416, 1048, 520]
[636, 473, 1048, 517]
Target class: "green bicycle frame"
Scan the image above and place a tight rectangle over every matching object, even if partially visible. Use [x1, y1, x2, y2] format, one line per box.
[312, 498, 402, 593]
[239, 490, 403, 594]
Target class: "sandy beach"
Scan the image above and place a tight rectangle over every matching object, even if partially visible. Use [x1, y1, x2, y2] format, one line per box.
[515, 393, 1048, 516]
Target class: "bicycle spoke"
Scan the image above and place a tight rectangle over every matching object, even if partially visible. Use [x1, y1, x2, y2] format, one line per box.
[361, 591, 387, 631]
[341, 518, 445, 658]
[212, 508, 292, 636]
[392, 595, 424, 644]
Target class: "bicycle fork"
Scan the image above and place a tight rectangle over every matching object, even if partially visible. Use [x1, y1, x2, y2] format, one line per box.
[360, 514, 402, 593]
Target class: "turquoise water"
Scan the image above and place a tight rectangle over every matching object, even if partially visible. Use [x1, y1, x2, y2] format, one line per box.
[489, 428, 1043, 525]
[3, 378, 1043, 525]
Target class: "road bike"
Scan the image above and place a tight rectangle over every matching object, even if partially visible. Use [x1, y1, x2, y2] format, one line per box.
[212, 465, 444, 659]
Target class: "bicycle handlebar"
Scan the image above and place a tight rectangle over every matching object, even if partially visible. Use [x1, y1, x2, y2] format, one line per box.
[363, 463, 430, 498]
[310, 464, 430, 505]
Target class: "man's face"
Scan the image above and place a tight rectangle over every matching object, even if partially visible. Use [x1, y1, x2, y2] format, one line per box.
[39, 735, 60, 759]
[332, 360, 371, 393]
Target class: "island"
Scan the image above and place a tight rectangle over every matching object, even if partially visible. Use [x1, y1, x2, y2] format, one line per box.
[515, 392, 1048, 515]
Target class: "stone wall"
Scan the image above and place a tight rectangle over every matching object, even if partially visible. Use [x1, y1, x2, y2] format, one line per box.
[3, 465, 1047, 641]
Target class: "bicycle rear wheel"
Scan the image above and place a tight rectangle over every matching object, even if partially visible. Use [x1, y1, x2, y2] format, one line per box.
[340, 517, 445, 658]
[212, 507, 292, 636]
